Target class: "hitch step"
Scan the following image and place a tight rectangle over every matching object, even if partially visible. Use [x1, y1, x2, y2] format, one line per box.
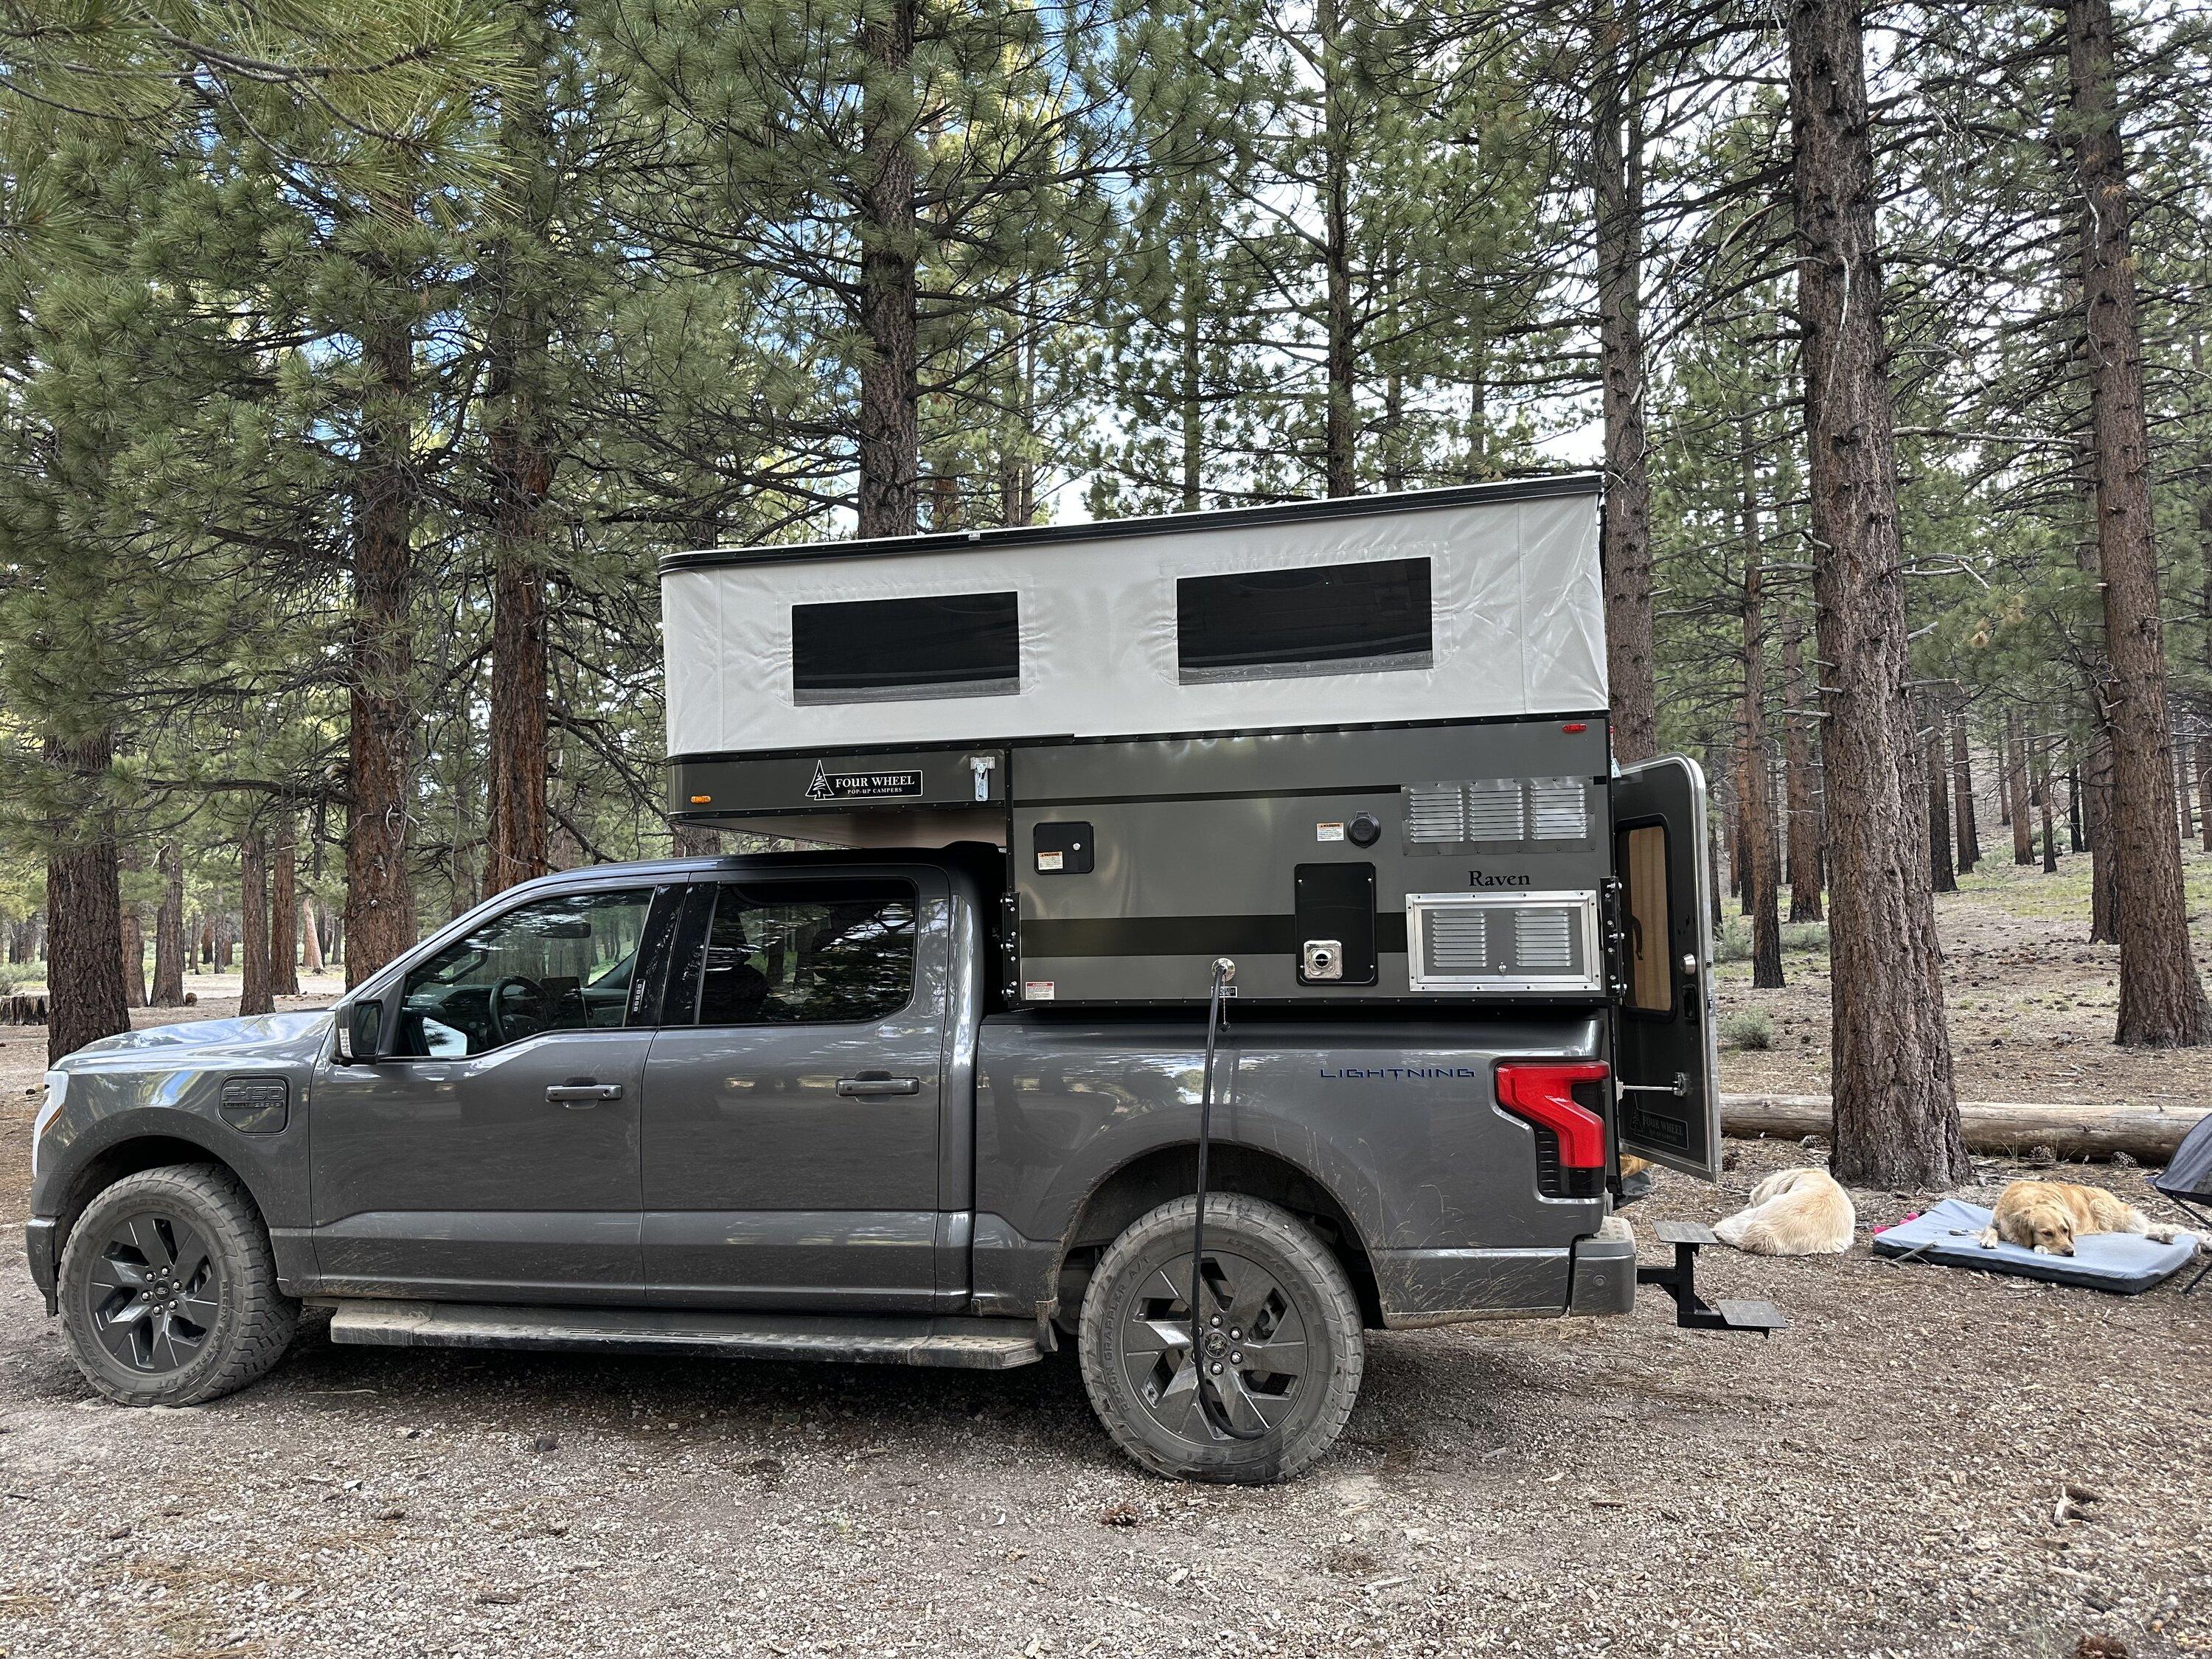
[1713, 1298, 1786, 1332]
[1636, 1223, 1786, 1337]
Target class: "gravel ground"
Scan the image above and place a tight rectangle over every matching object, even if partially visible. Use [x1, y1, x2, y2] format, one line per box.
[0, 933, 2208, 1656]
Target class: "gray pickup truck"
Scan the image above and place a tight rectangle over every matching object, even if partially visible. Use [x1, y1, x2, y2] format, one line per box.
[25, 832, 1733, 1483]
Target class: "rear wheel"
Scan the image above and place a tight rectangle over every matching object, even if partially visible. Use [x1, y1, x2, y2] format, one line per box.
[58, 1164, 299, 1407]
[1077, 1194, 1363, 1484]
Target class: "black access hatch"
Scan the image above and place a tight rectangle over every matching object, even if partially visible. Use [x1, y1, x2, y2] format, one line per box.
[1294, 863, 1377, 986]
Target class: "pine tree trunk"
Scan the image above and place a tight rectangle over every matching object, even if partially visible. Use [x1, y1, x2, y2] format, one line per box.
[2008, 710, 2034, 865]
[271, 815, 299, 996]
[855, 0, 919, 539]
[2087, 731, 2120, 943]
[2174, 734, 2194, 843]
[670, 823, 723, 857]
[117, 843, 147, 1008]
[239, 832, 273, 1017]
[301, 897, 325, 974]
[150, 840, 186, 1006]
[1178, 224, 1203, 513]
[483, 22, 557, 900]
[2069, 766, 2086, 853]
[2039, 742, 2059, 874]
[485, 502, 551, 897]
[1319, 0, 1356, 498]
[1927, 715, 1957, 894]
[2202, 492, 2212, 853]
[1951, 709, 1979, 872]
[44, 733, 131, 1063]
[1783, 619, 1824, 921]
[1739, 434, 1782, 986]
[1787, 0, 1964, 1188]
[2066, 0, 2211, 1043]
[344, 305, 420, 988]
[1594, 4, 1657, 763]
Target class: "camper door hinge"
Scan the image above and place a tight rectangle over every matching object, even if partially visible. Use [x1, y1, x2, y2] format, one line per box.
[1599, 877, 1627, 1001]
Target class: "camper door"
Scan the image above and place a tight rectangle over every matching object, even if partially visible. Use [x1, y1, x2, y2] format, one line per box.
[1612, 756, 1721, 1180]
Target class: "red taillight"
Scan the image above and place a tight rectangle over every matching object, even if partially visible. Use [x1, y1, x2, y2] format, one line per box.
[1495, 1061, 1610, 1168]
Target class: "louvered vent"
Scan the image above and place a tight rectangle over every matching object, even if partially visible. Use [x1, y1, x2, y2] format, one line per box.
[1405, 783, 1467, 844]
[1466, 782, 1525, 841]
[1514, 908, 1574, 970]
[1402, 779, 1589, 846]
[1527, 779, 1589, 841]
[1427, 908, 1489, 972]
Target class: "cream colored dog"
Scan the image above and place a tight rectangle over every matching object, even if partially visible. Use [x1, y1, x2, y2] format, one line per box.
[1978, 1180, 2194, 1256]
[1714, 1166, 1855, 1256]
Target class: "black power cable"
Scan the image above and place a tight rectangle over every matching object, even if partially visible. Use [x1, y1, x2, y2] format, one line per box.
[1188, 957, 1269, 1442]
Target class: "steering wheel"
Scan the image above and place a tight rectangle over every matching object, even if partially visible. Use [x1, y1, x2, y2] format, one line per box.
[488, 975, 553, 1045]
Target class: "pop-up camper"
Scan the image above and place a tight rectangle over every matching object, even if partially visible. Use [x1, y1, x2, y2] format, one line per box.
[661, 476, 1661, 1006]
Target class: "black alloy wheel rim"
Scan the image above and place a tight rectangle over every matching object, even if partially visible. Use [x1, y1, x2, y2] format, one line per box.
[1119, 1248, 1309, 1446]
[86, 1211, 220, 1374]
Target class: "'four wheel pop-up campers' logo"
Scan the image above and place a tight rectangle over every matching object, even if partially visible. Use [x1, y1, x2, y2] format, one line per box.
[804, 760, 925, 801]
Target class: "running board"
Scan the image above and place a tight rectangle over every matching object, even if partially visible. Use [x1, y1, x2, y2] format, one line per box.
[327, 1300, 1046, 1370]
[1636, 1222, 1786, 1335]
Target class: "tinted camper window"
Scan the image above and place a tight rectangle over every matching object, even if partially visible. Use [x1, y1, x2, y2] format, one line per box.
[1177, 557, 1433, 682]
[792, 591, 1020, 703]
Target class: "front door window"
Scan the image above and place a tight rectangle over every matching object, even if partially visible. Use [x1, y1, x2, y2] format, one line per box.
[398, 888, 661, 1057]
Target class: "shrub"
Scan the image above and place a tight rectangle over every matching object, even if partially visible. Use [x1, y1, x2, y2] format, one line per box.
[1719, 1009, 1775, 1051]
[1714, 919, 1751, 963]
[1780, 922, 1830, 954]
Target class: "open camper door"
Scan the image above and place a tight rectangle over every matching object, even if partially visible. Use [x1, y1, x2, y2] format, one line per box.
[1612, 756, 1722, 1180]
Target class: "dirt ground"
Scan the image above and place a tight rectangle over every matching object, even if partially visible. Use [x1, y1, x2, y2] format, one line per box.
[1716, 846, 2212, 1105]
[0, 869, 2207, 1659]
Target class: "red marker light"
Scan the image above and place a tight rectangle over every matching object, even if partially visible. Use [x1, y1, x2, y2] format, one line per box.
[1562, 722, 1587, 734]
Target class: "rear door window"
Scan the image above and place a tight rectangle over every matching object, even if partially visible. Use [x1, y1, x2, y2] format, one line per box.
[678, 880, 919, 1026]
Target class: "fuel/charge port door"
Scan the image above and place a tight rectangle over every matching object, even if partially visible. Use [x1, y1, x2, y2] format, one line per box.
[1612, 756, 1721, 1180]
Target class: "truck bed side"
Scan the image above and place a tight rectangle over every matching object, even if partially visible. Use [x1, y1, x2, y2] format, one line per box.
[970, 1011, 1610, 1329]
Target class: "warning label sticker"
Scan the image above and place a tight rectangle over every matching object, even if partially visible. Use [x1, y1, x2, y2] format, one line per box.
[1023, 980, 1057, 1001]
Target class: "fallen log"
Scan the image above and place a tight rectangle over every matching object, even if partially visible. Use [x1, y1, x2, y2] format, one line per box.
[0, 995, 46, 1026]
[1721, 1093, 2205, 1164]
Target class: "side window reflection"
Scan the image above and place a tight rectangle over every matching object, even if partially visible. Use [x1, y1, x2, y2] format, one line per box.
[398, 888, 657, 1057]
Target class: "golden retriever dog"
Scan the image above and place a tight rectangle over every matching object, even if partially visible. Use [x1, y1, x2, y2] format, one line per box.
[1714, 1166, 1855, 1256]
[1978, 1180, 2194, 1256]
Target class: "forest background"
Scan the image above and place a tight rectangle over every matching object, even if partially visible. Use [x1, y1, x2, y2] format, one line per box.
[4, 0, 2210, 1185]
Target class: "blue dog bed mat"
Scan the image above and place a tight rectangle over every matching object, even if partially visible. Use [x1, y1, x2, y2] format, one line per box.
[1871, 1197, 2200, 1293]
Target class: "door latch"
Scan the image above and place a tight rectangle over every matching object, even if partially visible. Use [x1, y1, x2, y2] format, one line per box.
[967, 754, 997, 802]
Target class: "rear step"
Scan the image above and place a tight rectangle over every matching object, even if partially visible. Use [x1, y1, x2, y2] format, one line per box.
[1637, 1221, 1786, 1336]
[327, 1301, 1046, 1371]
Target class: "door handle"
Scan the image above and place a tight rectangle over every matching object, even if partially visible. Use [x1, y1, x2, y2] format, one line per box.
[836, 1074, 922, 1097]
[546, 1081, 623, 1106]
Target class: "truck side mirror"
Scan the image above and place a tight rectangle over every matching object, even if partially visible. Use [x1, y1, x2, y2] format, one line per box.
[335, 1000, 384, 1062]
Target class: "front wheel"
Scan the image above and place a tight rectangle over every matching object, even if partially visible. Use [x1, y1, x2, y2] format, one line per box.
[1077, 1194, 1364, 1484]
[58, 1164, 299, 1407]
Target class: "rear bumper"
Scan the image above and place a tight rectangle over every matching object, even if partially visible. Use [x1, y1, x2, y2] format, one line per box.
[25, 1217, 58, 1315]
[1565, 1215, 1637, 1318]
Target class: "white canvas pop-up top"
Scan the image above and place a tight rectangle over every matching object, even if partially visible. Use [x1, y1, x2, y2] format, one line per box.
[660, 475, 1606, 759]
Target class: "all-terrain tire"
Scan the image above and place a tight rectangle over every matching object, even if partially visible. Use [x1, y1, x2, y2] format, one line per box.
[1078, 1194, 1363, 1484]
[59, 1164, 300, 1407]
